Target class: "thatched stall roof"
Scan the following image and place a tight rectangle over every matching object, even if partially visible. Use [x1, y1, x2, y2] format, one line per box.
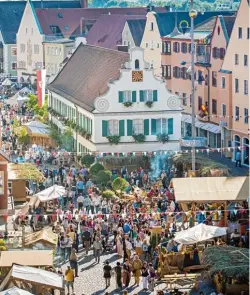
[202, 246, 249, 279]
[25, 228, 57, 247]
[8, 163, 45, 181]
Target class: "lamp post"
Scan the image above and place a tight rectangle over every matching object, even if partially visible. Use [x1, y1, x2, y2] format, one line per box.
[189, 2, 197, 171]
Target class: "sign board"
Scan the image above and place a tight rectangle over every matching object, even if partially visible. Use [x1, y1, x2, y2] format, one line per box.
[180, 137, 207, 148]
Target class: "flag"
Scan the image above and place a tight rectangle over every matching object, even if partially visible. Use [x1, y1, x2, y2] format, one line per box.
[37, 69, 46, 107]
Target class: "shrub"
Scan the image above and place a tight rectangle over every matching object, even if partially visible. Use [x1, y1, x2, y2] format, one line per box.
[112, 177, 128, 192]
[107, 135, 120, 145]
[89, 163, 104, 175]
[132, 133, 145, 143]
[95, 170, 112, 184]
[102, 189, 115, 199]
[81, 154, 95, 167]
[157, 133, 169, 143]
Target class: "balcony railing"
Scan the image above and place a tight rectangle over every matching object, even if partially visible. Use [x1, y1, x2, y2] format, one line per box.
[196, 54, 210, 64]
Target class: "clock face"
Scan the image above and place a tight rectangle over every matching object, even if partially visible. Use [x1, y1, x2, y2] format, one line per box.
[132, 71, 143, 82]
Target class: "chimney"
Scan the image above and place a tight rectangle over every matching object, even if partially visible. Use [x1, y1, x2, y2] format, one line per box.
[117, 45, 128, 52]
[80, 0, 88, 8]
[80, 17, 85, 36]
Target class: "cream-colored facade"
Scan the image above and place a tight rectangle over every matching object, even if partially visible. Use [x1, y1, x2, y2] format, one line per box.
[140, 12, 162, 77]
[222, 0, 249, 165]
[16, 1, 44, 83]
[44, 40, 74, 76]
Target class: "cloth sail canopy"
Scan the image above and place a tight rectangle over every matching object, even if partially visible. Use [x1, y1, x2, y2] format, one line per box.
[35, 185, 65, 202]
[0, 287, 34, 295]
[173, 223, 227, 245]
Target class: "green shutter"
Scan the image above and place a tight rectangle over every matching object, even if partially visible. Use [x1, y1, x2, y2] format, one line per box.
[119, 91, 124, 103]
[144, 119, 149, 135]
[127, 120, 133, 136]
[119, 120, 125, 136]
[153, 90, 158, 101]
[90, 120, 92, 134]
[102, 120, 108, 137]
[132, 91, 136, 102]
[151, 119, 156, 135]
[139, 90, 144, 102]
[168, 118, 173, 134]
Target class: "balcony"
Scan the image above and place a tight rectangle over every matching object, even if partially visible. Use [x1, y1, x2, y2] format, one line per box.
[196, 54, 210, 64]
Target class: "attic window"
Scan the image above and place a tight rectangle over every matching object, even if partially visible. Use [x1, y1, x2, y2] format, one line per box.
[64, 26, 69, 31]
[58, 13, 63, 18]
[217, 26, 220, 35]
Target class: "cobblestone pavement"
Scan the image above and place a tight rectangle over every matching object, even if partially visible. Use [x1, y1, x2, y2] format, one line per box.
[60, 247, 167, 295]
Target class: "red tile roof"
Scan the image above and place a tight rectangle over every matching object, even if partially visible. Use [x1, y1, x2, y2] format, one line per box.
[48, 44, 129, 112]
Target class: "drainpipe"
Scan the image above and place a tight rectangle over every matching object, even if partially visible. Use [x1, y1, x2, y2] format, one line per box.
[206, 66, 210, 123]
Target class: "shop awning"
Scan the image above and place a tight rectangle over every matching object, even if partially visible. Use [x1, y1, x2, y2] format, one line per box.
[35, 185, 65, 202]
[0, 287, 34, 295]
[182, 114, 221, 134]
[23, 121, 50, 137]
[174, 224, 227, 244]
[172, 176, 249, 202]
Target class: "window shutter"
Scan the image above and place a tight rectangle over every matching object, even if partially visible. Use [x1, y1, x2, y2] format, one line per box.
[119, 120, 125, 136]
[168, 118, 173, 134]
[102, 120, 108, 137]
[139, 90, 144, 102]
[132, 91, 137, 102]
[151, 119, 156, 135]
[212, 47, 217, 58]
[144, 119, 149, 135]
[127, 119, 133, 136]
[153, 90, 158, 101]
[118, 91, 123, 103]
[173, 67, 176, 78]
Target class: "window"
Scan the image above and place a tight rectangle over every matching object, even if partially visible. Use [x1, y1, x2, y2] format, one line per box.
[135, 59, 140, 69]
[235, 106, 239, 121]
[150, 22, 154, 31]
[238, 27, 242, 39]
[64, 26, 69, 31]
[162, 41, 171, 54]
[139, 90, 157, 102]
[145, 42, 148, 48]
[235, 78, 239, 93]
[221, 76, 226, 89]
[212, 71, 217, 87]
[123, 40, 127, 45]
[181, 67, 187, 80]
[217, 26, 220, 35]
[128, 41, 131, 47]
[26, 28, 28, 34]
[235, 54, 239, 65]
[151, 40, 154, 49]
[55, 48, 58, 55]
[173, 42, 180, 53]
[11, 47, 17, 56]
[133, 119, 143, 135]
[173, 66, 181, 78]
[118, 90, 136, 103]
[222, 104, 226, 116]
[244, 80, 248, 95]
[212, 99, 217, 114]
[157, 43, 160, 48]
[20, 43, 25, 53]
[123, 91, 132, 102]
[244, 55, 248, 66]
[181, 93, 186, 106]
[198, 96, 202, 111]
[212, 47, 218, 58]
[162, 65, 171, 79]
[247, 27, 250, 39]
[181, 42, 187, 53]
[156, 119, 167, 134]
[108, 120, 118, 135]
[11, 62, 17, 70]
[220, 48, 225, 59]
[244, 108, 248, 123]
[34, 44, 39, 54]
[58, 48, 62, 55]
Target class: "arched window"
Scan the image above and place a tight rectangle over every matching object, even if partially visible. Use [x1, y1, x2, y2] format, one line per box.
[135, 59, 140, 69]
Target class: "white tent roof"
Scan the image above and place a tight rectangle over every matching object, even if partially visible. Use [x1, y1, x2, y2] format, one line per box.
[35, 185, 65, 202]
[0, 287, 34, 295]
[174, 223, 227, 245]
[2, 78, 12, 86]
[2, 265, 64, 290]
[24, 121, 50, 136]
[172, 176, 249, 203]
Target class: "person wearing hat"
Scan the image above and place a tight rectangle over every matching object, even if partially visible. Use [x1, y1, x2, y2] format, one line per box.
[103, 261, 112, 289]
[65, 265, 75, 295]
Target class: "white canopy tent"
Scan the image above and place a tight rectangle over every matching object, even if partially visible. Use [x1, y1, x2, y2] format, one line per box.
[0, 287, 34, 295]
[2, 78, 12, 87]
[174, 223, 227, 245]
[35, 185, 65, 202]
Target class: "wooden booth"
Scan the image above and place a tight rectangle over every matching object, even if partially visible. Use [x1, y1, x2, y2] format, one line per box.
[24, 228, 58, 250]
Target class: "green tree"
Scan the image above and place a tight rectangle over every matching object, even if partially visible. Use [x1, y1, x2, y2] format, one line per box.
[112, 177, 128, 192]
[89, 163, 104, 176]
[16, 126, 29, 145]
[102, 189, 115, 200]
[61, 127, 74, 151]
[95, 170, 112, 185]
[81, 154, 95, 167]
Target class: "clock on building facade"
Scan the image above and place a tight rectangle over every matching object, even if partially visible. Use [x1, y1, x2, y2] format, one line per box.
[132, 70, 143, 82]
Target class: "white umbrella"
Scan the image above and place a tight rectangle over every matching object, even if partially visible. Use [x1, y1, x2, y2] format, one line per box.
[2, 78, 12, 86]
[173, 223, 227, 245]
[35, 184, 66, 202]
[0, 287, 34, 295]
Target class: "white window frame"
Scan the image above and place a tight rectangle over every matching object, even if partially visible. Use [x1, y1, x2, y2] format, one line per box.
[11, 62, 17, 70]
[244, 80, 248, 95]
[221, 76, 226, 89]
[132, 119, 144, 135]
[143, 90, 153, 102]
[123, 90, 132, 102]
[20, 44, 25, 53]
[156, 118, 167, 134]
[108, 120, 119, 136]
[235, 106, 239, 121]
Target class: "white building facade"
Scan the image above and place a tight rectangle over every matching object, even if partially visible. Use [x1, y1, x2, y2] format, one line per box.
[48, 46, 182, 153]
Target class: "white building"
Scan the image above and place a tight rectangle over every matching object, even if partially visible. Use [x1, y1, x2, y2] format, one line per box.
[48, 45, 182, 153]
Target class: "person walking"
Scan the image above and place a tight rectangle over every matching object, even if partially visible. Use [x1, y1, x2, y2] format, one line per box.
[65, 265, 75, 295]
[141, 265, 149, 291]
[103, 261, 112, 289]
[69, 248, 78, 277]
[131, 255, 142, 286]
[235, 150, 242, 167]
[114, 261, 122, 289]
[122, 259, 132, 288]
[82, 227, 91, 255]
[93, 237, 102, 263]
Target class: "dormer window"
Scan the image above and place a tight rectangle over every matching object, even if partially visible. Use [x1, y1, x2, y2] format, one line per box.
[135, 59, 140, 70]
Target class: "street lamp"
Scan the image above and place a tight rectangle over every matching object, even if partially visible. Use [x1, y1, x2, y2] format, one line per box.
[189, 2, 198, 171]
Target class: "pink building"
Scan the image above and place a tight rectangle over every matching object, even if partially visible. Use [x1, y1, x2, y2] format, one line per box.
[161, 15, 236, 152]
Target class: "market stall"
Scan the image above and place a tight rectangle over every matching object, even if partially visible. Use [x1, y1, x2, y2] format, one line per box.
[0, 287, 34, 295]
[24, 228, 58, 250]
[34, 185, 65, 202]
[0, 264, 64, 294]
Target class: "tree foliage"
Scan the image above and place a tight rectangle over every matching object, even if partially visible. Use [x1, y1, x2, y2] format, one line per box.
[112, 177, 128, 192]
[89, 163, 105, 176]
[95, 170, 112, 184]
[16, 126, 29, 145]
[81, 154, 95, 167]
[102, 189, 115, 199]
